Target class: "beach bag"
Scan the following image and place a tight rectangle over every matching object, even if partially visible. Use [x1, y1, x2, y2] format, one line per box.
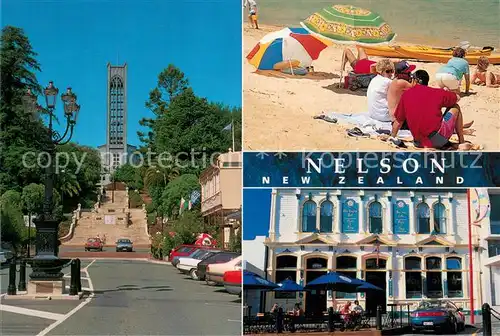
[281, 67, 307, 76]
[348, 73, 376, 91]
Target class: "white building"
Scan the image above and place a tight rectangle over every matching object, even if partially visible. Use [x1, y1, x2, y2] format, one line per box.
[247, 188, 483, 316]
[478, 189, 500, 309]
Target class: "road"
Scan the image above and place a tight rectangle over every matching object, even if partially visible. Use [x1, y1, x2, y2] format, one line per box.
[0, 259, 241, 335]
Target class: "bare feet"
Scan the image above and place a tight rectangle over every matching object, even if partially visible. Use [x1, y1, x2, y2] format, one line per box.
[462, 128, 476, 136]
[458, 143, 473, 151]
[463, 120, 474, 128]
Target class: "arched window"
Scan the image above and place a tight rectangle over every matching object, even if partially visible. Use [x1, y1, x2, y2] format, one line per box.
[447, 257, 463, 298]
[320, 201, 333, 232]
[335, 256, 357, 299]
[366, 257, 387, 270]
[426, 257, 443, 298]
[306, 257, 328, 270]
[302, 201, 317, 232]
[405, 257, 422, 298]
[275, 255, 298, 299]
[433, 203, 446, 234]
[417, 203, 430, 234]
[369, 202, 383, 234]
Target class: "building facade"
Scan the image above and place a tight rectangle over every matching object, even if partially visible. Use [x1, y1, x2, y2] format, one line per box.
[199, 150, 242, 248]
[479, 189, 500, 308]
[98, 63, 137, 186]
[254, 189, 482, 316]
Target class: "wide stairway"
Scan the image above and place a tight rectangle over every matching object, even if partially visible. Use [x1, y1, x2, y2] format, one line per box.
[64, 190, 151, 246]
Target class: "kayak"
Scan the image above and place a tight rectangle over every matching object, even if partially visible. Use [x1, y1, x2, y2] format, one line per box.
[393, 46, 500, 65]
[363, 45, 494, 58]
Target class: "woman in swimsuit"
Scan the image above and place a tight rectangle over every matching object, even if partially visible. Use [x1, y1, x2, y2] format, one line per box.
[471, 56, 500, 88]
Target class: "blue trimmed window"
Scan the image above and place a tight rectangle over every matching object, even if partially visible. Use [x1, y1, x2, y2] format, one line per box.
[446, 257, 463, 298]
[417, 203, 430, 234]
[302, 201, 317, 232]
[369, 202, 383, 234]
[320, 201, 333, 232]
[433, 203, 446, 234]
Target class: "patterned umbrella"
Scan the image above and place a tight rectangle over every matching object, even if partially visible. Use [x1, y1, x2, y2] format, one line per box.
[470, 188, 491, 226]
[246, 27, 332, 70]
[301, 4, 396, 45]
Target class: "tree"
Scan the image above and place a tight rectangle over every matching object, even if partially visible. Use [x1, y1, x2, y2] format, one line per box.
[0, 26, 51, 194]
[56, 170, 81, 198]
[21, 183, 44, 215]
[0, 190, 25, 249]
[143, 165, 179, 190]
[159, 174, 199, 217]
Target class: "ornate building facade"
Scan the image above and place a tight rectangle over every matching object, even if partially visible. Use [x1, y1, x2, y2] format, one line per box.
[258, 188, 482, 315]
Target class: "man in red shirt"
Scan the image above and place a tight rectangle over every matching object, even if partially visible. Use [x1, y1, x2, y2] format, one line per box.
[390, 70, 467, 149]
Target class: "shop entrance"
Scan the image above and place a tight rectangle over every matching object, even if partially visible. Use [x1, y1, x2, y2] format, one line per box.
[365, 258, 387, 315]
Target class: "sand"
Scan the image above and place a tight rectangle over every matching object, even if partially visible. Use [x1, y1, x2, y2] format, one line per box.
[243, 24, 500, 151]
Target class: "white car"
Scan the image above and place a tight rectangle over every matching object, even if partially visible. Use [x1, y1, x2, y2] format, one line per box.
[177, 249, 220, 280]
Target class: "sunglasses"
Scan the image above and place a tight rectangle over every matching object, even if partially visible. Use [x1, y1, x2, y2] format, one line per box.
[385, 69, 394, 74]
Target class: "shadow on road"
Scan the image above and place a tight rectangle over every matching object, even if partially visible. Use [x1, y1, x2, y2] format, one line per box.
[92, 284, 173, 295]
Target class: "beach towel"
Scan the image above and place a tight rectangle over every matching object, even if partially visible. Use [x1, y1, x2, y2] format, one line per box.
[324, 112, 413, 138]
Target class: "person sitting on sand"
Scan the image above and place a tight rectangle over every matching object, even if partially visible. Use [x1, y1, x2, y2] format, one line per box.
[471, 56, 500, 88]
[341, 46, 377, 74]
[367, 59, 395, 122]
[391, 70, 473, 150]
[435, 47, 470, 94]
[388, 61, 417, 120]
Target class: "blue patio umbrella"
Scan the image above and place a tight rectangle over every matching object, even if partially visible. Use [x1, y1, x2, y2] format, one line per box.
[274, 279, 307, 292]
[243, 270, 279, 290]
[356, 281, 383, 292]
[305, 272, 365, 292]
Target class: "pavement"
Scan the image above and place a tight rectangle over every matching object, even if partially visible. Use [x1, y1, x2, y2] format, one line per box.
[0, 259, 241, 335]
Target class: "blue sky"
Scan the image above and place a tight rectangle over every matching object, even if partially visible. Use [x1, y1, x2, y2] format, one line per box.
[243, 189, 271, 240]
[1, 0, 242, 148]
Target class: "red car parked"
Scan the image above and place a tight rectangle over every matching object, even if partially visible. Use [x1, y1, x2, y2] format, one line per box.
[169, 245, 218, 266]
[223, 270, 242, 296]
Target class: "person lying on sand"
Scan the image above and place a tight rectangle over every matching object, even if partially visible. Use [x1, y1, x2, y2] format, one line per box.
[341, 46, 377, 74]
[367, 59, 395, 122]
[390, 70, 474, 150]
[471, 56, 500, 88]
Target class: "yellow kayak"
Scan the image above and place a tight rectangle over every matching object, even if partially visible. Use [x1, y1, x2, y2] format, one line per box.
[393, 46, 500, 65]
[363, 45, 493, 58]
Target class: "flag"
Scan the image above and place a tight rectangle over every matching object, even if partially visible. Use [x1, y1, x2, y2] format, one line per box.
[471, 188, 490, 226]
[222, 122, 232, 131]
[190, 190, 201, 205]
[179, 197, 188, 215]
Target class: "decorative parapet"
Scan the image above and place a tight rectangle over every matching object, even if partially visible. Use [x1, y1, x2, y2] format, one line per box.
[60, 208, 80, 242]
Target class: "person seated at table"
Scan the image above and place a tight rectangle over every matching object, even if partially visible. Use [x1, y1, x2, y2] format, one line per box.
[341, 46, 377, 74]
[351, 300, 364, 314]
[340, 302, 352, 320]
[292, 303, 304, 317]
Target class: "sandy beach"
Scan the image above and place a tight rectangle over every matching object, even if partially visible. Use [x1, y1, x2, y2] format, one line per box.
[243, 24, 500, 151]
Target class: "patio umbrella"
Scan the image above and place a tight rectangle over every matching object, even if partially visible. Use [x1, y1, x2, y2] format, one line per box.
[274, 279, 308, 309]
[246, 27, 332, 70]
[300, 5, 396, 45]
[305, 272, 365, 292]
[355, 281, 383, 292]
[243, 270, 279, 290]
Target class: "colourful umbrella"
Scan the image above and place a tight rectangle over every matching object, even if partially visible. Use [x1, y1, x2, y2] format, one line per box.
[301, 4, 396, 45]
[246, 27, 332, 70]
[471, 188, 490, 226]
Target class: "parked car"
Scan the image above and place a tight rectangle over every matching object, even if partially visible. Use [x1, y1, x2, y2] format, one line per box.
[223, 270, 242, 295]
[196, 251, 240, 281]
[0, 250, 14, 265]
[115, 238, 133, 252]
[177, 249, 221, 280]
[85, 237, 103, 251]
[206, 256, 242, 285]
[410, 300, 465, 334]
[169, 245, 202, 267]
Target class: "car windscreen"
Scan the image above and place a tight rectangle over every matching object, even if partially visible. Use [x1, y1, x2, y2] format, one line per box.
[177, 246, 194, 253]
[200, 252, 237, 265]
[88, 238, 97, 243]
[118, 239, 130, 243]
[189, 249, 205, 258]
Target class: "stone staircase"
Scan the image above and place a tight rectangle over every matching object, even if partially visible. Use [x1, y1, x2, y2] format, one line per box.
[63, 190, 151, 246]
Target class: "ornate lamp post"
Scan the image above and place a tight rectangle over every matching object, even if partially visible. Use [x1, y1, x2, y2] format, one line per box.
[22, 82, 80, 280]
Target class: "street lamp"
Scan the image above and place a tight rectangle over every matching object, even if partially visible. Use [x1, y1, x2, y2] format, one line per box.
[22, 82, 80, 280]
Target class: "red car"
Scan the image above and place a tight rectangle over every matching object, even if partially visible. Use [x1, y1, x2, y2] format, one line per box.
[223, 270, 242, 296]
[85, 237, 103, 251]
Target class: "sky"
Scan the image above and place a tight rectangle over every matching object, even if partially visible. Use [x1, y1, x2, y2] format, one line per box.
[243, 189, 271, 241]
[1, 0, 242, 148]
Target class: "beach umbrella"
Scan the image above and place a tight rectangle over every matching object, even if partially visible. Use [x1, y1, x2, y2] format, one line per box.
[243, 270, 279, 290]
[300, 4, 396, 45]
[246, 27, 332, 70]
[305, 272, 365, 292]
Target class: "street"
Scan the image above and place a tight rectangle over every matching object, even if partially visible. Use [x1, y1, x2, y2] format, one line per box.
[0, 259, 241, 335]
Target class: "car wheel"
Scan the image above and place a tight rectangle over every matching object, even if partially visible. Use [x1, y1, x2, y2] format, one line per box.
[206, 280, 216, 286]
[190, 269, 199, 280]
[116, 249, 119, 252]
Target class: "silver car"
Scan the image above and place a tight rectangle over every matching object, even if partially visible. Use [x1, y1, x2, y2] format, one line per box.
[115, 238, 133, 252]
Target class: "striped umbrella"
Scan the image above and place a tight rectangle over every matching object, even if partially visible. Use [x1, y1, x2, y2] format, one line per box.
[246, 27, 332, 70]
[301, 4, 396, 45]
[471, 188, 490, 226]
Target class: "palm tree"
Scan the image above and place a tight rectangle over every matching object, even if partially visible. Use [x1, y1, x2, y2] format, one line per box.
[144, 166, 179, 189]
[56, 170, 81, 208]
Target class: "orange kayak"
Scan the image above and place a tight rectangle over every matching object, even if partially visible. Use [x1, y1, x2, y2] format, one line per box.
[393, 46, 500, 65]
[363, 45, 493, 59]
